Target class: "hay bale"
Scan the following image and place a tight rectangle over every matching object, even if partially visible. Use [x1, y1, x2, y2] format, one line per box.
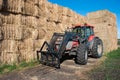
[24, 0, 39, 5]
[23, 28, 33, 40]
[37, 27, 46, 39]
[0, 13, 21, 25]
[66, 9, 74, 17]
[1, 40, 18, 53]
[23, 1, 38, 16]
[47, 4, 59, 22]
[33, 39, 45, 51]
[0, 52, 19, 64]
[38, 1, 48, 17]
[37, 17, 47, 27]
[87, 10, 116, 19]
[87, 10, 118, 52]
[57, 15, 67, 23]
[62, 7, 68, 16]
[2, 24, 23, 40]
[0, 0, 2, 10]
[1, 0, 23, 13]
[18, 39, 35, 62]
[22, 27, 38, 40]
[57, 23, 65, 32]
[21, 16, 37, 28]
[32, 29, 38, 40]
[0, 27, 3, 41]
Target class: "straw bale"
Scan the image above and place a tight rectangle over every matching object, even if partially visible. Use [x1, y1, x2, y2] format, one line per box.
[1, 0, 23, 13]
[22, 28, 33, 40]
[37, 17, 47, 27]
[38, 1, 48, 17]
[0, 13, 21, 25]
[22, 27, 38, 40]
[0, 52, 19, 64]
[0, 28, 3, 41]
[2, 24, 23, 40]
[0, 0, 2, 10]
[23, 2, 38, 16]
[47, 4, 59, 22]
[33, 39, 45, 51]
[37, 27, 46, 39]
[57, 15, 67, 23]
[24, 0, 39, 5]
[31, 29, 38, 40]
[87, 10, 116, 19]
[21, 16, 37, 28]
[87, 10, 118, 52]
[18, 39, 35, 61]
[1, 40, 18, 53]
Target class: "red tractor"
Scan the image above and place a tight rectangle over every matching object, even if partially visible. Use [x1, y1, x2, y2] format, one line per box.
[37, 23, 103, 68]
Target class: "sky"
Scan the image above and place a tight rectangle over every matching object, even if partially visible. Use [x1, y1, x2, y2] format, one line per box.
[48, 0, 120, 39]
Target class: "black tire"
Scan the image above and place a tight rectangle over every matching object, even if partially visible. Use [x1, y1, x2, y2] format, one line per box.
[75, 44, 88, 65]
[91, 38, 103, 58]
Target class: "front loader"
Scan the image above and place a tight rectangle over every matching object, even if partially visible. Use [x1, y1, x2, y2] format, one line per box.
[37, 24, 103, 68]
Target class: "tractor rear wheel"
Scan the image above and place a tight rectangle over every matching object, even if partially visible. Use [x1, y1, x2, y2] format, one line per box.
[75, 44, 88, 65]
[91, 38, 103, 58]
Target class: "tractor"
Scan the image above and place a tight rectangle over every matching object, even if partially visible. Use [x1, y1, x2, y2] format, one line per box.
[37, 23, 103, 69]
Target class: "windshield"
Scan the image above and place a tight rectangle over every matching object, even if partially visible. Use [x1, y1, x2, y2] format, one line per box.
[72, 27, 85, 37]
[72, 27, 94, 38]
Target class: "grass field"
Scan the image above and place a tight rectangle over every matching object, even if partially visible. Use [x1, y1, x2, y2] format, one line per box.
[0, 61, 39, 74]
[89, 48, 120, 80]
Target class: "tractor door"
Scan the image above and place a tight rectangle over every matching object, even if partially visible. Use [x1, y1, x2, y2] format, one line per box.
[85, 27, 94, 41]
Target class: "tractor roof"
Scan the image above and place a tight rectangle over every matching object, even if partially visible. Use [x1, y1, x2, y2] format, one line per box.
[73, 23, 94, 28]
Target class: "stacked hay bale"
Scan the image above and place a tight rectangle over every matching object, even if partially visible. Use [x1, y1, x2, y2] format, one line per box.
[0, 0, 118, 64]
[39, 2, 86, 41]
[87, 10, 118, 52]
[0, 0, 86, 64]
[0, 0, 41, 64]
[0, 0, 23, 64]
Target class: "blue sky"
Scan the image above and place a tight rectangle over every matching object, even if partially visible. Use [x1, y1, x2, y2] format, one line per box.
[48, 0, 120, 39]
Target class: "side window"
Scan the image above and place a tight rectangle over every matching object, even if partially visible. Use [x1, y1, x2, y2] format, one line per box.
[86, 28, 91, 37]
[91, 29, 94, 35]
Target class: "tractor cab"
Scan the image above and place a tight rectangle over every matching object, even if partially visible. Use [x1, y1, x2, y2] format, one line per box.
[72, 24, 94, 39]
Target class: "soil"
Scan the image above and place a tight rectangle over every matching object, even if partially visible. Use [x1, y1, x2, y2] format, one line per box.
[0, 57, 104, 80]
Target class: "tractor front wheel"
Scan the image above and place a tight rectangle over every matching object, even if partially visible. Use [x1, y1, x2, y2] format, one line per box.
[75, 44, 88, 65]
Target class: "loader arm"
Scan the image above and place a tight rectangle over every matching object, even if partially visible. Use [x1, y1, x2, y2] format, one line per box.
[37, 32, 76, 68]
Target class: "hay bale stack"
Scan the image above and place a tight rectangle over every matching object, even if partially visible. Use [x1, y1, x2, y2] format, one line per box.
[0, 0, 118, 64]
[87, 10, 118, 52]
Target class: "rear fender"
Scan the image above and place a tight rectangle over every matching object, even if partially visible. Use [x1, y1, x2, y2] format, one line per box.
[88, 35, 95, 49]
[88, 37, 100, 49]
